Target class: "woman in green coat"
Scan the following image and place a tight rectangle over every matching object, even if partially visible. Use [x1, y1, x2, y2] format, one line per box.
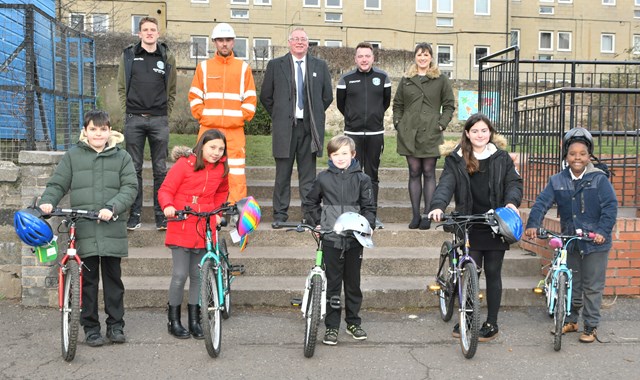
[393, 42, 455, 230]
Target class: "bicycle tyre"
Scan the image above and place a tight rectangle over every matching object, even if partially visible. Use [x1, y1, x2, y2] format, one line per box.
[437, 241, 456, 322]
[459, 261, 480, 359]
[303, 274, 322, 358]
[61, 260, 80, 362]
[553, 272, 568, 351]
[200, 259, 222, 358]
[220, 239, 232, 320]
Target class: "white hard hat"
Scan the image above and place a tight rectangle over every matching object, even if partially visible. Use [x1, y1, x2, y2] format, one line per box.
[333, 212, 374, 248]
[211, 23, 236, 40]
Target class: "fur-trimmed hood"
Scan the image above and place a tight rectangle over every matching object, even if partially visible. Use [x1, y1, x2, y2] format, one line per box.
[438, 133, 509, 157]
[78, 129, 124, 151]
[404, 64, 441, 79]
[170, 145, 194, 162]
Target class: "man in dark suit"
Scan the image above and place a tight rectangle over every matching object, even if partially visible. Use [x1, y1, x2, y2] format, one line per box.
[260, 28, 333, 228]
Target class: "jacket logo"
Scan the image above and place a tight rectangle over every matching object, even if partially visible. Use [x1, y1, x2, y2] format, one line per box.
[157, 61, 165, 70]
[372, 78, 381, 86]
[349, 80, 361, 84]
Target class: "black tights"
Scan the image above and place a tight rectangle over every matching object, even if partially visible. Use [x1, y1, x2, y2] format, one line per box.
[407, 156, 437, 219]
[469, 249, 505, 325]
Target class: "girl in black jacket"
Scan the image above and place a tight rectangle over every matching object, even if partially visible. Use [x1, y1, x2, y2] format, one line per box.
[427, 113, 523, 341]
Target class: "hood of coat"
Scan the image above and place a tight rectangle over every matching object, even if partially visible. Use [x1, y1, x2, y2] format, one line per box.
[78, 129, 124, 152]
[170, 145, 194, 162]
[405, 64, 441, 79]
[439, 133, 508, 157]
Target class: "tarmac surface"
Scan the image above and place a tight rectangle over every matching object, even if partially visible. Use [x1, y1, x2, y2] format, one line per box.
[2, 297, 639, 380]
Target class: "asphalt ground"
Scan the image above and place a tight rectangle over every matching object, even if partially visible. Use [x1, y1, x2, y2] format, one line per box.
[2, 297, 639, 380]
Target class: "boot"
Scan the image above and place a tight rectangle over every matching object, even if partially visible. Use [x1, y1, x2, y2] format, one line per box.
[167, 304, 190, 339]
[188, 303, 204, 340]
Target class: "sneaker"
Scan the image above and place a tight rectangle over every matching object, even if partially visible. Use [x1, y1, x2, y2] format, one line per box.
[478, 322, 499, 342]
[375, 218, 384, 229]
[346, 324, 367, 340]
[551, 322, 579, 335]
[156, 218, 167, 231]
[85, 332, 105, 347]
[452, 323, 460, 338]
[323, 328, 339, 345]
[106, 325, 126, 344]
[127, 213, 141, 230]
[579, 326, 597, 343]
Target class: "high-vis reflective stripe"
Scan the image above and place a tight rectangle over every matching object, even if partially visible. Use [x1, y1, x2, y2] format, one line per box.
[227, 158, 245, 166]
[229, 168, 245, 175]
[344, 130, 385, 135]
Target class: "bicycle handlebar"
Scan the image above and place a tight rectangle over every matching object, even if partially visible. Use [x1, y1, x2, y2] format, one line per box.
[169, 203, 237, 227]
[45, 208, 117, 222]
[273, 222, 332, 236]
[436, 211, 497, 229]
[535, 228, 595, 242]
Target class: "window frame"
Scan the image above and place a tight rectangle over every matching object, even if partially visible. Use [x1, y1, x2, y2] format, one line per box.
[600, 33, 615, 53]
[131, 15, 146, 35]
[633, 34, 640, 56]
[91, 13, 108, 33]
[234, 37, 249, 60]
[557, 31, 571, 51]
[539, 31, 553, 50]
[539, 6, 554, 14]
[325, 0, 342, 8]
[303, 0, 321, 7]
[416, 0, 432, 12]
[324, 12, 343, 22]
[436, 17, 453, 27]
[474, 46, 489, 67]
[475, 0, 490, 15]
[69, 13, 85, 31]
[510, 29, 520, 48]
[602, 0, 615, 5]
[190, 36, 209, 59]
[253, 38, 272, 61]
[230, 9, 249, 18]
[230, 0, 249, 4]
[436, 44, 453, 67]
[325, 40, 343, 47]
[364, 0, 381, 10]
[436, 0, 453, 13]
[254, 0, 271, 4]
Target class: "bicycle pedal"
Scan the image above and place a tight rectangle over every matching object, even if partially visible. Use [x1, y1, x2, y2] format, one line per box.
[45, 276, 59, 288]
[329, 295, 341, 309]
[291, 298, 303, 307]
[229, 265, 245, 275]
[533, 287, 545, 294]
[427, 283, 441, 292]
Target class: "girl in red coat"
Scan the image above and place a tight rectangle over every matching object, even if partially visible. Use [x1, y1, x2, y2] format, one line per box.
[158, 129, 229, 339]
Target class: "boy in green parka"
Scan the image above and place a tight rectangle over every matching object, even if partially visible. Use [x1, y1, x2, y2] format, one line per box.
[39, 110, 137, 347]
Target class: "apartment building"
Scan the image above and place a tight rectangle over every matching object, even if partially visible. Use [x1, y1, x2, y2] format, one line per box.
[63, 0, 640, 79]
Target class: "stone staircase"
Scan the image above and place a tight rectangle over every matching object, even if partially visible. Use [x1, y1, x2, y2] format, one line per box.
[120, 163, 543, 309]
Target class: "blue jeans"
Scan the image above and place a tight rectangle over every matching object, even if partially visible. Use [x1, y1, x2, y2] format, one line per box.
[124, 114, 168, 221]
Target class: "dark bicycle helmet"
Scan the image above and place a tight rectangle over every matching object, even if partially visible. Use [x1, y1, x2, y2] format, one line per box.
[333, 212, 374, 248]
[14, 209, 54, 247]
[562, 127, 593, 158]
[491, 207, 523, 244]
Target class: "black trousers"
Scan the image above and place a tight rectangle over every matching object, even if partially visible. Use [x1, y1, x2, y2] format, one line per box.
[324, 244, 363, 329]
[273, 119, 316, 221]
[469, 249, 505, 325]
[348, 133, 384, 208]
[81, 256, 125, 333]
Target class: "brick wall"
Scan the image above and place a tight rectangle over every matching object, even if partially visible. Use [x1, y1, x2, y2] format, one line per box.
[520, 212, 640, 296]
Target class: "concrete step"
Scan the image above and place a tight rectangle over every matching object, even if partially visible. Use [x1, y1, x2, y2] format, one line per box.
[126, 223, 453, 248]
[123, 246, 540, 278]
[116, 275, 544, 309]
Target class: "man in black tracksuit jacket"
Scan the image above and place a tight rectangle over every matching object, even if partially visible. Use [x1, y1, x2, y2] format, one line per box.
[336, 42, 391, 227]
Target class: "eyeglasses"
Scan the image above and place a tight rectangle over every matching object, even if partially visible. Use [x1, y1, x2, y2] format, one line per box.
[289, 37, 308, 42]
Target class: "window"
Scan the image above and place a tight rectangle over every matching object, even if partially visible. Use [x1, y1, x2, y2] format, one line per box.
[557, 32, 571, 51]
[325, 12, 342, 22]
[635, 10, 640, 18]
[365, 0, 381, 10]
[539, 6, 554, 14]
[325, 40, 342, 47]
[538, 54, 553, 61]
[539, 31, 553, 50]
[510, 29, 520, 47]
[474, 46, 489, 66]
[368, 41, 382, 49]
[253, 38, 271, 60]
[436, 18, 453, 27]
[230, 0, 248, 4]
[303, 0, 320, 6]
[308, 40, 320, 47]
[558, 0, 573, 3]
[131, 15, 145, 34]
[326, 0, 342, 7]
[437, 0, 453, 13]
[69, 13, 85, 31]
[437, 45, 452, 66]
[191, 36, 209, 58]
[191, 0, 209, 3]
[234, 38, 248, 59]
[539, 0, 553, 2]
[231, 9, 249, 18]
[636, 0, 640, 5]
[91, 14, 108, 33]
[254, 0, 270, 4]
[475, 0, 490, 15]
[602, 0, 615, 5]
[417, 0, 432, 12]
[633, 35, 640, 55]
[601, 33, 614, 53]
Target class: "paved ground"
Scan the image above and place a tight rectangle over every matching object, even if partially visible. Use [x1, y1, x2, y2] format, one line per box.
[2, 297, 639, 380]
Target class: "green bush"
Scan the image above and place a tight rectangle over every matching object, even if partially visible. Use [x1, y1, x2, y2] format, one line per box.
[245, 100, 271, 135]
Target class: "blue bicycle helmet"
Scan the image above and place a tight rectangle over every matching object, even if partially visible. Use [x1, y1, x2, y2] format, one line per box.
[14, 209, 54, 247]
[491, 207, 523, 244]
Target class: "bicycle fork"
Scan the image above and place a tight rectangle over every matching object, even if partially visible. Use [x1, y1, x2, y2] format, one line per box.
[300, 267, 328, 319]
[58, 226, 83, 311]
[549, 268, 573, 316]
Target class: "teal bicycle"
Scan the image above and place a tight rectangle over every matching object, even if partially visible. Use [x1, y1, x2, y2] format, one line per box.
[173, 203, 245, 358]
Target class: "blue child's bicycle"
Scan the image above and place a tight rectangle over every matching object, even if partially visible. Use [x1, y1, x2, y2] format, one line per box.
[533, 228, 594, 351]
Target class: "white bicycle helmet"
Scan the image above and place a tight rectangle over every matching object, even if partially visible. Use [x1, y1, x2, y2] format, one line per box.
[333, 212, 374, 248]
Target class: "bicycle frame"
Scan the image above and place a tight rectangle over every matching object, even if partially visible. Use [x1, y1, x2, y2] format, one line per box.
[299, 246, 328, 320]
[57, 220, 83, 311]
[199, 218, 228, 310]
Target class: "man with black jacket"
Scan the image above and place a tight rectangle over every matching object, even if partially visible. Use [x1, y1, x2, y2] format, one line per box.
[336, 42, 391, 228]
[117, 16, 177, 231]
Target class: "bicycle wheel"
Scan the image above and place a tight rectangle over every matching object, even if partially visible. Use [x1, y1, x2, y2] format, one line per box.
[303, 274, 322, 358]
[200, 259, 222, 358]
[61, 260, 80, 362]
[553, 272, 568, 351]
[459, 261, 480, 359]
[437, 241, 456, 322]
[219, 239, 232, 320]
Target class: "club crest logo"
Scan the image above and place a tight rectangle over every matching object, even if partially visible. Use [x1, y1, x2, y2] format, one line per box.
[157, 61, 165, 70]
[372, 77, 381, 86]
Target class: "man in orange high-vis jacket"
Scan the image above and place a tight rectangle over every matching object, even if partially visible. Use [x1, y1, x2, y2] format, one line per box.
[189, 23, 257, 203]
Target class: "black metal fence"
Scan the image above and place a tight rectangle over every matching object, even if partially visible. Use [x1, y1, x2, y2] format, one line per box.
[479, 47, 640, 209]
[0, 4, 96, 162]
